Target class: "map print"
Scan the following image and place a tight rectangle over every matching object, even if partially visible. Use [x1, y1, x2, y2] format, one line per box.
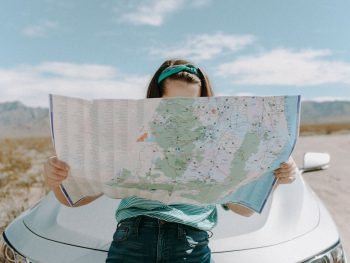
[49, 94, 300, 211]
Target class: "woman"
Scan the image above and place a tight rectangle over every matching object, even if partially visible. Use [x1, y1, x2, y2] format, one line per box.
[43, 58, 298, 262]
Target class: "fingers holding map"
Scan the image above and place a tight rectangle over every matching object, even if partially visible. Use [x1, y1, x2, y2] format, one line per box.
[49, 94, 300, 212]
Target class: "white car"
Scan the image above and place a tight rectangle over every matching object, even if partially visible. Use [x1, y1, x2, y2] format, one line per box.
[1, 152, 348, 262]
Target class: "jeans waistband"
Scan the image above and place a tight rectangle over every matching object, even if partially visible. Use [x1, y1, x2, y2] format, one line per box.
[118, 215, 213, 239]
[118, 215, 186, 239]
[119, 215, 177, 226]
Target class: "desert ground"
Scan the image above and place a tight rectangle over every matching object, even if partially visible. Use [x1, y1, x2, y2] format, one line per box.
[0, 138, 53, 233]
[292, 132, 350, 257]
[0, 133, 349, 260]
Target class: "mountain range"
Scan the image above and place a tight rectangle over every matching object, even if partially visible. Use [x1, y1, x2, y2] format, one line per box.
[0, 101, 50, 138]
[1, 100, 350, 138]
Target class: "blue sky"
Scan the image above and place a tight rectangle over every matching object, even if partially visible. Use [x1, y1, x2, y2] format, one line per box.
[1, 0, 350, 107]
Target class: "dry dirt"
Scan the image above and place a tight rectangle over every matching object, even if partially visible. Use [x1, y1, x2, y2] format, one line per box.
[0, 138, 53, 233]
[292, 132, 350, 257]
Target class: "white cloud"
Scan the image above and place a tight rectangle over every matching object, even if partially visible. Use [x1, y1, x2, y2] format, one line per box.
[215, 48, 350, 85]
[0, 62, 150, 107]
[22, 20, 58, 37]
[31, 62, 118, 79]
[150, 33, 256, 61]
[116, 0, 212, 26]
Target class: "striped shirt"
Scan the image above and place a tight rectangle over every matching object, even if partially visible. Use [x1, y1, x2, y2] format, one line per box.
[115, 196, 218, 231]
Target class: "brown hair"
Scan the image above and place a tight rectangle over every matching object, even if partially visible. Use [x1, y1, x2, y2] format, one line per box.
[146, 58, 214, 98]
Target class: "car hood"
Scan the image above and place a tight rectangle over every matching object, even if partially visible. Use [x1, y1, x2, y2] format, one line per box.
[23, 171, 319, 253]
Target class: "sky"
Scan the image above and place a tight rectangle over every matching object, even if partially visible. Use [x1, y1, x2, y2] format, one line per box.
[1, 0, 350, 107]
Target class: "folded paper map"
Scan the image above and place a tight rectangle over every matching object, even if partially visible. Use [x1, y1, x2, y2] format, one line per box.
[49, 94, 300, 213]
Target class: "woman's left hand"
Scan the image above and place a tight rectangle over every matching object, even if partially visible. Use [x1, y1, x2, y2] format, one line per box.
[273, 156, 298, 184]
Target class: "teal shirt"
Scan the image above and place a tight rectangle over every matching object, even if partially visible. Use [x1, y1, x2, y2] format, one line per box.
[115, 196, 218, 231]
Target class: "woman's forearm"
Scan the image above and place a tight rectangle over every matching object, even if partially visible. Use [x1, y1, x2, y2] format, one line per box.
[226, 203, 255, 217]
[52, 186, 102, 207]
[52, 186, 71, 206]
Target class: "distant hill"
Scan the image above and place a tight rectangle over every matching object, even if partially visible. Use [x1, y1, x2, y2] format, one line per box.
[300, 100, 350, 124]
[0, 101, 50, 138]
[1, 100, 350, 138]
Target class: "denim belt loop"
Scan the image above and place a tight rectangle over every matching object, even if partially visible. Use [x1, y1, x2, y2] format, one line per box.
[177, 223, 185, 239]
[133, 216, 143, 238]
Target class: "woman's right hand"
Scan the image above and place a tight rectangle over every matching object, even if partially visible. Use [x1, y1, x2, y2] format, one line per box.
[43, 156, 70, 190]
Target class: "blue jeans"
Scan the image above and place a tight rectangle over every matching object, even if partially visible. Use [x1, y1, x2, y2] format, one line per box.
[106, 215, 211, 263]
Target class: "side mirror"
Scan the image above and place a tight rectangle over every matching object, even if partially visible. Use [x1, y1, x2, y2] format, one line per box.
[301, 152, 330, 173]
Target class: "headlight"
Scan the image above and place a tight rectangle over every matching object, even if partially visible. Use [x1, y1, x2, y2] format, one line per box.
[303, 240, 347, 263]
[0, 232, 38, 263]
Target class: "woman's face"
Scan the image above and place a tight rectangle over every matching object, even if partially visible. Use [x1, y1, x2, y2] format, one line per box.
[162, 79, 201, 98]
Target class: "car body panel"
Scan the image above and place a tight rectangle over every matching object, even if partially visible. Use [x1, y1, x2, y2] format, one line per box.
[3, 180, 340, 263]
[19, 171, 319, 253]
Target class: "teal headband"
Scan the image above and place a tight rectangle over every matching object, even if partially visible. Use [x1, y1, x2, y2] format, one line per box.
[157, 64, 201, 84]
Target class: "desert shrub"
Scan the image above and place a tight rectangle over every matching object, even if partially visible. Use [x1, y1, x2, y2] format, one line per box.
[300, 123, 350, 135]
[0, 139, 32, 184]
[0, 137, 53, 235]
